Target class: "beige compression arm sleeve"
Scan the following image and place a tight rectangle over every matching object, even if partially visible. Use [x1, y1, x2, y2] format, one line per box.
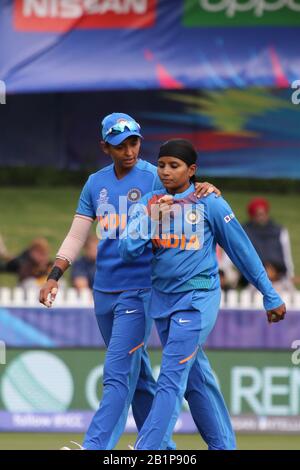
[56, 214, 94, 265]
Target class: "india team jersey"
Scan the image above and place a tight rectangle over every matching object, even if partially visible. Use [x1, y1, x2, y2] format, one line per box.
[119, 184, 283, 312]
[76, 159, 163, 292]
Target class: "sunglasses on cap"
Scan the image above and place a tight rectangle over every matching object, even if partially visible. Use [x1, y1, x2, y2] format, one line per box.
[104, 120, 141, 138]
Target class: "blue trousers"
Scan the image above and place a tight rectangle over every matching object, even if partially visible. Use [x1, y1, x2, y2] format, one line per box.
[83, 289, 173, 450]
[134, 288, 236, 450]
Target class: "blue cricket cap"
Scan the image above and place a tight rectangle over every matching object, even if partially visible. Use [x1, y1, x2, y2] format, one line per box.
[101, 112, 143, 145]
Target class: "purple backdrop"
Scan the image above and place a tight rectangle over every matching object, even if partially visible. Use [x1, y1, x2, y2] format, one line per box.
[0, 306, 298, 349]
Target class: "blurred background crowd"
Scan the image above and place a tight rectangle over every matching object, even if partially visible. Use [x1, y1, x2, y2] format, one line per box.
[0, 196, 297, 294]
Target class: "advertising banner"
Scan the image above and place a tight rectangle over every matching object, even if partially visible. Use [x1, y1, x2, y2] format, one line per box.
[184, 0, 300, 27]
[1, 349, 300, 432]
[0, 1, 299, 92]
[1, 306, 300, 349]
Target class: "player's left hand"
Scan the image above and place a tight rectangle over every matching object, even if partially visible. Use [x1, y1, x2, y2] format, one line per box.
[266, 303, 286, 323]
[194, 182, 221, 199]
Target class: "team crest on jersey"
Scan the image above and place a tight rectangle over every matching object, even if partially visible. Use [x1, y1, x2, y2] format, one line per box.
[98, 188, 109, 205]
[185, 208, 201, 225]
[127, 188, 141, 202]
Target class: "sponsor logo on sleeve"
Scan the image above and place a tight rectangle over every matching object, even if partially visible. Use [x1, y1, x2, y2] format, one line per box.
[224, 212, 235, 223]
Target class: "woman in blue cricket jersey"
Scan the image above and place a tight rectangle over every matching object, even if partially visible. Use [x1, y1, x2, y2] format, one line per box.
[119, 138, 286, 450]
[39, 114, 220, 450]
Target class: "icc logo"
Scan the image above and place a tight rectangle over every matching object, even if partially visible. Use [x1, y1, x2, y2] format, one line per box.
[98, 188, 109, 205]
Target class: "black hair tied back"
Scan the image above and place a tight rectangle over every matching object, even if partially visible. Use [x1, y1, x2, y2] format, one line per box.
[158, 139, 198, 166]
[158, 139, 198, 182]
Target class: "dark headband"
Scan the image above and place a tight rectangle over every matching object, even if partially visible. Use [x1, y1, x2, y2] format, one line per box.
[158, 139, 198, 166]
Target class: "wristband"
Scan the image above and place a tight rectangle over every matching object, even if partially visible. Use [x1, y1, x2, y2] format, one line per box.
[47, 266, 63, 282]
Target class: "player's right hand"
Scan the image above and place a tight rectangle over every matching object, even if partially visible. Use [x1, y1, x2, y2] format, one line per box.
[266, 303, 286, 323]
[158, 195, 174, 205]
[39, 280, 58, 308]
[150, 195, 174, 221]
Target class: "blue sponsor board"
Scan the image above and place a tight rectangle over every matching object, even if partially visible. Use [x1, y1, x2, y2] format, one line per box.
[0, 1, 300, 92]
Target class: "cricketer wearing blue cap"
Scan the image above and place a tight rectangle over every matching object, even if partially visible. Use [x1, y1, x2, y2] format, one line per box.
[119, 138, 286, 450]
[77, 112, 167, 450]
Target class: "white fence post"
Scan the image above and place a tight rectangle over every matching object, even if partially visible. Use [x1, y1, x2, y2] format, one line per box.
[0, 288, 11, 306]
[225, 290, 239, 309]
[0, 288, 299, 310]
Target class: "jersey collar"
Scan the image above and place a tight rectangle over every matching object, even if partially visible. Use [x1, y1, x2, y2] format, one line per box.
[172, 184, 195, 200]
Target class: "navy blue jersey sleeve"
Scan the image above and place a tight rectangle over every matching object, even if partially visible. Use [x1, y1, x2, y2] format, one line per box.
[207, 196, 283, 310]
[76, 177, 96, 219]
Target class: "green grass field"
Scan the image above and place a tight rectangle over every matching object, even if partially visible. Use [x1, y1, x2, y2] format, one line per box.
[0, 433, 299, 450]
[1, 187, 300, 287]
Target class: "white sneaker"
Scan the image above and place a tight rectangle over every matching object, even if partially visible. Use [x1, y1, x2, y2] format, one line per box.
[128, 444, 134, 450]
[60, 441, 85, 450]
